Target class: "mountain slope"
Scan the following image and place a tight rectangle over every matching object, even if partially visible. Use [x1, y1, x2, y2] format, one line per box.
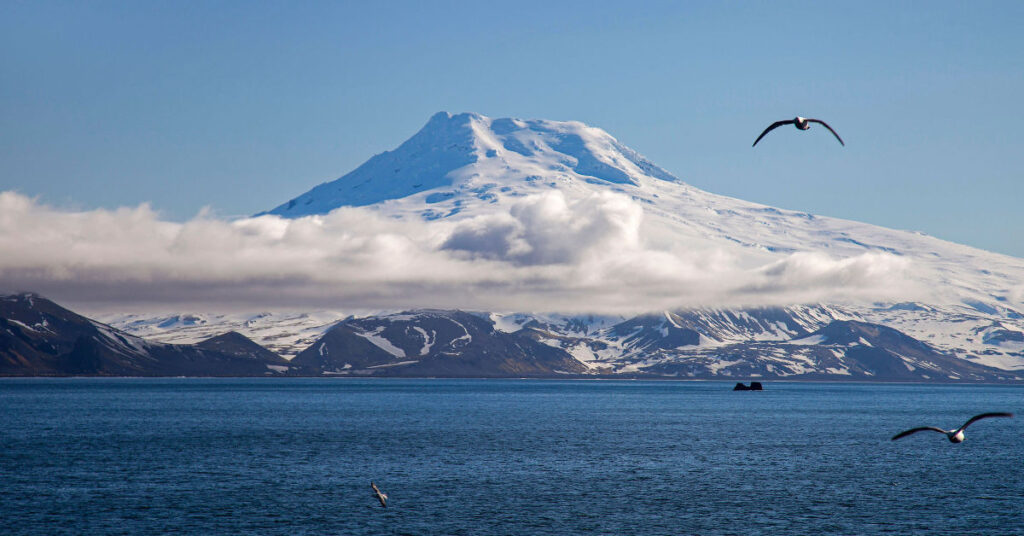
[290, 310, 587, 377]
[1, 293, 291, 376]
[261, 111, 679, 217]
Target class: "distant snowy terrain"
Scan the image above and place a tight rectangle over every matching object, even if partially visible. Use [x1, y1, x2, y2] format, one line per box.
[100, 311, 349, 359]
[98, 111, 1024, 376]
[100, 302, 1024, 374]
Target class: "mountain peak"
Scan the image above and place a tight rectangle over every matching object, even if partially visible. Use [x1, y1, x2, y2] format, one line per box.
[260, 112, 679, 218]
[425, 110, 480, 124]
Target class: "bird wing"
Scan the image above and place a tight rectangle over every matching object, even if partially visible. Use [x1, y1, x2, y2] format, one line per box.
[956, 412, 1014, 434]
[891, 426, 948, 440]
[806, 119, 845, 146]
[752, 120, 795, 147]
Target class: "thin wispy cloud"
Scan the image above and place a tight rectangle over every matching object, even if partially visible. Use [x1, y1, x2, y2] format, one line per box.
[0, 190, 923, 313]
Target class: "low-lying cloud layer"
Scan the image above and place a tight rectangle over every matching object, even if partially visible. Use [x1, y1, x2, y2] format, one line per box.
[0, 190, 922, 313]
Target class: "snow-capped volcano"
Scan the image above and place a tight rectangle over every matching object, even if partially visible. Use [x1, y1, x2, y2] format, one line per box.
[262, 111, 679, 216]
[74, 112, 1022, 378]
[261, 111, 1022, 311]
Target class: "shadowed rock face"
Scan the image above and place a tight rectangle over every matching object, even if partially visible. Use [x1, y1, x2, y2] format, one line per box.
[291, 310, 587, 377]
[0, 293, 290, 377]
[197, 331, 288, 364]
[983, 329, 1024, 344]
[800, 320, 1003, 381]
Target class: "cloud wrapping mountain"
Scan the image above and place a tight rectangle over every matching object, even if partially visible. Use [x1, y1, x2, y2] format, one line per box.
[0, 189, 913, 312]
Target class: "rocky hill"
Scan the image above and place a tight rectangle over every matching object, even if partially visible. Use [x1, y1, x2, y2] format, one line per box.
[0, 294, 291, 376]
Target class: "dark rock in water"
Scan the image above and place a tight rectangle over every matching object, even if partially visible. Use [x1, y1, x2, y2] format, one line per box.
[733, 382, 763, 391]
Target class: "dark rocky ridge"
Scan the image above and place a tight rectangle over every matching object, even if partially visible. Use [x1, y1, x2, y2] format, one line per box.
[2, 293, 1021, 381]
[290, 310, 587, 377]
[1, 294, 290, 377]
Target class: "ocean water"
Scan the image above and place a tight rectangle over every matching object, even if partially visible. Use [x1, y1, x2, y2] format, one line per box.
[1, 379, 1021, 535]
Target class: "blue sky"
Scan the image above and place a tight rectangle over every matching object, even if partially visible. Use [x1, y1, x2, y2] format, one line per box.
[2, 1, 1022, 258]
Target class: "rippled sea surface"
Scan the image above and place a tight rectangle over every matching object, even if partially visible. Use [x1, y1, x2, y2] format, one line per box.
[1, 379, 1021, 535]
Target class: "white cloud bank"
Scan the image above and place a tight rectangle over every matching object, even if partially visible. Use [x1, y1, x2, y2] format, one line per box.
[0, 190, 922, 313]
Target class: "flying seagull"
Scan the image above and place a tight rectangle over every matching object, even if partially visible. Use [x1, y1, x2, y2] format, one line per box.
[891, 412, 1014, 443]
[752, 116, 845, 147]
[371, 482, 388, 508]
